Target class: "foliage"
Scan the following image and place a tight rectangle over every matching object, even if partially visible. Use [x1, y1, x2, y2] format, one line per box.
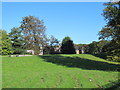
[0, 30, 13, 55]
[2, 54, 119, 88]
[99, 1, 120, 41]
[43, 35, 60, 54]
[49, 35, 59, 46]
[61, 36, 76, 54]
[20, 16, 48, 55]
[9, 27, 26, 54]
[102, 40, 120, 62]
[43, 46, 50, 54]
[97, 40, 110, 53]
[49, 35, 60, 54]
[88, 41, 99, 54]
[98, 1, 120, 61]
[87, 40, 109, 55]
[86, 40, 111, 60]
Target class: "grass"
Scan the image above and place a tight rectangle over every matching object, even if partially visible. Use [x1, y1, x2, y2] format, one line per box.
[2, 54, 120, 88]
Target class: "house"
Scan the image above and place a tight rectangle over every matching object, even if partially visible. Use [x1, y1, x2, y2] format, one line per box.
[74, 45, 85, 54]
[26, 49, 43, 55]
[27, 45, 86, 55]
[26, 50, 34, 55]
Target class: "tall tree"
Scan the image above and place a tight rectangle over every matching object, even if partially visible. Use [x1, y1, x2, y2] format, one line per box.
[99, 1, 120, 58]
[61, 36, 76, 54]
[0, 30, 13, 55]
[9, 27, 25, 54]
[99, 1, 120, 41]
[20, 16, 47, 55]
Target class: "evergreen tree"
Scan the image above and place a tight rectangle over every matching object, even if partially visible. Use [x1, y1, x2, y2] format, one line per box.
[61, 36, 76, 54]
[9, 27, 25, 54]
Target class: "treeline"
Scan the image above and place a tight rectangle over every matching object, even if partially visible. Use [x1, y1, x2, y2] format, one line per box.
[76, 2, 120, 62]
[0, 16, 47, 55]
[0, 28, 75, 56]
[0, 16, 61, 55]
[0, 16, 75, 55]
[0, 1, 120, 62]
[75, 40, 120, 62]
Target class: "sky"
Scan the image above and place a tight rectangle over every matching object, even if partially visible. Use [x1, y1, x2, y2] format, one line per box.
[2, 2, 107, 44]
[2, 0, 112, 2]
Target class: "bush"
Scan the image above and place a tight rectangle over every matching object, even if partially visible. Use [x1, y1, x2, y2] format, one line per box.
[107, 56, 120, 62]
[93, 53, 107, 59]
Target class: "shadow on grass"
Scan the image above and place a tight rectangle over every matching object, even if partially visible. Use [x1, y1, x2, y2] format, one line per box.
[39, 54, 120, 72]
[103, 80, 120, 90]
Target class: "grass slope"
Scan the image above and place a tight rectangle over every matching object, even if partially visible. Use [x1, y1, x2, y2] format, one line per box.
[2, 54, 120, 88]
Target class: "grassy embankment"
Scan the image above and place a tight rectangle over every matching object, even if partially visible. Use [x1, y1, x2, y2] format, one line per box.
[2, 54, 120, 88]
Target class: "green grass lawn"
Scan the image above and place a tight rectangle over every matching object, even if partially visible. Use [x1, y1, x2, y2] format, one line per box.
[2, 54, 120, 88]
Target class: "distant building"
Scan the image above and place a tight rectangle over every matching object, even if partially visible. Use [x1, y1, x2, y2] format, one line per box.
[27, 45, 86, 55]
[26, 50, 34, 55]
[27, 49, 43, 55]
[54, 45, 61, 53]
[74, 45, 85, 54]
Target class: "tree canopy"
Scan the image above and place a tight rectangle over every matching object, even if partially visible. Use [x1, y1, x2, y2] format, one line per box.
[0, 30, 13, 55]
[99, 1, 120, 42]
[98, 1, 120, 61]
[20, 16, 48, 55]
[9, 27, 25, 54]
[61, 36, 76, 54]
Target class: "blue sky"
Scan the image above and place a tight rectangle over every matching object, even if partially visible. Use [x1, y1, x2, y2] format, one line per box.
[2, 2, 106, 44]
[2, 0, 110, 2]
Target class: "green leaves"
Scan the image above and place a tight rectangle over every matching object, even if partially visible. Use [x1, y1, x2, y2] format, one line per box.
[98, 1, 120, 61]
[99, 2, 120, 41]
[20, 16, 47, 55]
[61, 36, 76, 54]
[9, 27, 25, 54]
[0, 30, 13, 55]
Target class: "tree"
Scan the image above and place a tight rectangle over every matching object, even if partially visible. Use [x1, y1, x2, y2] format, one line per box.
[98, 1, 120, 60]
[61, 36, 76, 54]
[99, 1, 120, 42]
[0, 30, 13, 55]
[20, 16, 48, 55]
[49, 35, 59, 46]
[87, 40, 109, 55]
[49, 35, 60, 54]
[88, 41, 99, 54]
[43, 35, 60, 54]
[97, 40, 109, 53]
[9, 27, 25, 54]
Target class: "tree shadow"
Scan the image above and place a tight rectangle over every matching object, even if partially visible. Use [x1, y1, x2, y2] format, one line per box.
[103, 80, 120, 89]
[39, 54, 120, 72]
